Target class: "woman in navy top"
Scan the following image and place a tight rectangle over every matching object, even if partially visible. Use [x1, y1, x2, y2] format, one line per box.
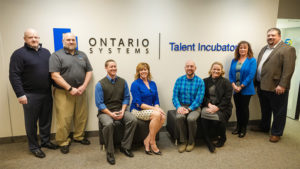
[229, 41, 257, 138]
[130, 62, 165, 155]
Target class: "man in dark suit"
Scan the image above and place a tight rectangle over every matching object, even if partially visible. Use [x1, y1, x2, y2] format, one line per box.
[253, 28, 296, 143]
[9, 28, 58, 158]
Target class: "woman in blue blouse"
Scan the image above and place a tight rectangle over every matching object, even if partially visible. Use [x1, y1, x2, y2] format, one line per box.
[229, 41, 257, 138]
[130, 62, 165, 155]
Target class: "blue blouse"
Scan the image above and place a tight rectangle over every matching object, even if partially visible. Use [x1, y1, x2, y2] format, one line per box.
[130, 78, 160, 111]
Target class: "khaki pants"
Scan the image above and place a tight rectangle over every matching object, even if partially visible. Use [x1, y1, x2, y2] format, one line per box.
[54, 88, 88, 146]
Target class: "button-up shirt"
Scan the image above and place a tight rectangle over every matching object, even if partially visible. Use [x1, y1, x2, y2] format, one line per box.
[256, 41, 281, 81]
[95, 75, 130, 110]
[172, 75, 205, 111]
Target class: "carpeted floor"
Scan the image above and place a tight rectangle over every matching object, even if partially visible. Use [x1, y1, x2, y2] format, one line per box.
[1, 118, 300, 169]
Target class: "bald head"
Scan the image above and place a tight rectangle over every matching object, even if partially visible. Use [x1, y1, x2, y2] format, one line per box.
[23, 28, 40, 50]
[185, 60, 196, 67]
[24, 28, 38, 37]
[62, 32, 77, 52]
[185, 60, 196, 78]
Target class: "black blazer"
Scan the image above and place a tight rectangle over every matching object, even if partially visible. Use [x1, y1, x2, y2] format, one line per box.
[202, 76, 233, 122]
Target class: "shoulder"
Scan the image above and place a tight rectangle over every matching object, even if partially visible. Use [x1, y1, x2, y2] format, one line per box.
[175, 75, 185, 82]
[51, 49, 64, 57]
[150, 80, 156, 85]
[195, 75, 204, 82]
[117, 76, 126, 82]
[280, 42, 296, 52]
[11, 47, 25, 57]
[78, 50, 88, 57]
[221, 77, 231, 85]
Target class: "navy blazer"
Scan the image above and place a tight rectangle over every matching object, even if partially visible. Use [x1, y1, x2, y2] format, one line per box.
[229, 57, 257, 95]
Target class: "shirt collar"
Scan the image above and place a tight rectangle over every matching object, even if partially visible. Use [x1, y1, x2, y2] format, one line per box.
[106, 75, 118, 83]
[63, 48, 78, 55]
[24, 43, 41, 51]
[185, 74, 196, 80]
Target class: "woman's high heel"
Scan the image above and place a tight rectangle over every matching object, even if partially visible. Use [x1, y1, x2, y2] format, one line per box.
[150, 144, 162, 155]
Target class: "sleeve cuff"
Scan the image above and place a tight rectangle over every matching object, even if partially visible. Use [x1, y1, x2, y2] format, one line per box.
[122, 100, 130, 105]
[99, 104, 107, 110]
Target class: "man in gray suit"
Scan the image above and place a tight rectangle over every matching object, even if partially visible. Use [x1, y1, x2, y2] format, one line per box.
[253, 28, 296, 143]
[95, 59, 137, 165]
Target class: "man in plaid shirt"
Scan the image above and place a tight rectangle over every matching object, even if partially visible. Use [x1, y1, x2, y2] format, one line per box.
[172, 60, 205, 153]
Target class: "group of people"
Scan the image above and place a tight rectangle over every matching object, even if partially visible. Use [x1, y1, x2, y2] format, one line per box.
[9, 27, 296, 165]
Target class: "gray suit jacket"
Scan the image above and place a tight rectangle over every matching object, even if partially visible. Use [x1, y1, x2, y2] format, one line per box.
[256, 41, 296, 92]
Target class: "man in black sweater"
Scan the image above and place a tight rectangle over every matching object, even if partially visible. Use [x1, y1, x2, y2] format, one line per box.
[9, 28, 57, 158]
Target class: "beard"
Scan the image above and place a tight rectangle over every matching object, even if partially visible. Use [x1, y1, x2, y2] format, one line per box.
[187, 71, 195, 77]
[267, 38, 275, 46]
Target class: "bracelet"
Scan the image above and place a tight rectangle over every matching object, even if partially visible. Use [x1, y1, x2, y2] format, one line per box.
[68, 86, 73, 91]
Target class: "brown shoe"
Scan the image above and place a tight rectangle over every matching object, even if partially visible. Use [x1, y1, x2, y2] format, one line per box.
[269, 135, 280, 143]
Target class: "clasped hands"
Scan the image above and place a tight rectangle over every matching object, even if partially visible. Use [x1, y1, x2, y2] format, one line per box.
[206, 103, 219, 114]
[69, 85, 86, 96]
[111, 110, 125, 120]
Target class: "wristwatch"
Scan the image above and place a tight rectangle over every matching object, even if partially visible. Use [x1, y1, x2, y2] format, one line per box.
[68, 86, 73, 91]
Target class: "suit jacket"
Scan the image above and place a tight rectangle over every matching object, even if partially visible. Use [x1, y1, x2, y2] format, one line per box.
[202, 76, 233, 122]
[255, 41, 296, 91]
[229, 57, 257, 95]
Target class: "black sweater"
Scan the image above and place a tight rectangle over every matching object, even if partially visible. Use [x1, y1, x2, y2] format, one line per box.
[9, 43, 51, 97]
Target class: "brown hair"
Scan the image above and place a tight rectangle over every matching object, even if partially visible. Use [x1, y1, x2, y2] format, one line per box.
[208, 61, 225, 77]
[134, 62, 152, 80]
[234, 41, 253, 60]
[105, 59, 116, 68]
[267, 27, 281, 36]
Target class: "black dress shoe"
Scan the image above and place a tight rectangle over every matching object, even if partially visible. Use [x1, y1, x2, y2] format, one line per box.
[214, 139, 225, 147]
[60, 145, 69, 154]
[107, 152, 115, 165]
[204, 139, 215, 153]
[232, 128, 240, 135]
[239, 132, 246, 138]
[120, 147, 134, 157]
[73, 138, 90, 145]
[31, 149, 46, 158]
[207, 143, 215, 153]
[41, 142, 58, 150]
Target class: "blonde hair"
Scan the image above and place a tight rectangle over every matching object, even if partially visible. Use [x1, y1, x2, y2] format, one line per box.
[208, 61, 225, 77]
[134, 62, 152, 80]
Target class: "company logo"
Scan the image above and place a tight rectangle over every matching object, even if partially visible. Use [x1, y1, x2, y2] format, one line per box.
[284, 38, 293, 46]
[169, 42, 237, 52]
[53, 28, 78, 51]
[88, 37, 150, 55]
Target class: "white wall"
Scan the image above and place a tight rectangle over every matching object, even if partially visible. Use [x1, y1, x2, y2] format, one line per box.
[0, 0, 279, 137]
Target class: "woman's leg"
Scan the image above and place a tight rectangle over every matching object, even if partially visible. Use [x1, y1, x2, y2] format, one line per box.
[239, 95, 251, 137]
[215, 121, 226, 147]
[201, 118, 215, 153]
[149, 111, 163, 153]
[233, 93, 242, 134]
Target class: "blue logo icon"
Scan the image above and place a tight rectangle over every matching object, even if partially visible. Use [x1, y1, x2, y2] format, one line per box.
[53, 28, 78, 51]
[284, 38, 292, 46]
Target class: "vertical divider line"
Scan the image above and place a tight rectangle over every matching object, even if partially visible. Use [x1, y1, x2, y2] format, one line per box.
[159, 32, 161, 60]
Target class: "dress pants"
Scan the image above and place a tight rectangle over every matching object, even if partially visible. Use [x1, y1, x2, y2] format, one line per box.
[23, 92, 53, 151]
[98, 111, 137, 153]
[54, 88, 88, 146]
[233, 93, 251, 130]
[257, 85, 289, 136]
[176, 108, 201, 144]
